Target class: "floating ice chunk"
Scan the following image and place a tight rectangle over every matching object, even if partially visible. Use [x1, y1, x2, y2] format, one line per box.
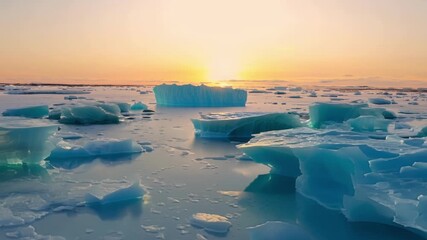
[308, 102, 394, 128]
[130, 102, 148, 111]
[46, 139, 143, 160]
[190, 213, 232, 233]
[57, 102, 121, 125]
[247, 221, 314, 240]
[113, 102, 131, 112]
[0, 119, 58, 163]
[55, 131, 83, 140]
[369, 98, 392, 105]
[347, 116, 391, 132]
[309, 102, 367, 128]
[2, 105, 49, 118]
[64, 95, 78, 100]
[85, 182, 145, 205]
[249, 89, 269, 93]
[418, 126, 427, 137]
[289, 87, 302, 91]
[192, 112, 303, 138]
[153, 84, 247, 107]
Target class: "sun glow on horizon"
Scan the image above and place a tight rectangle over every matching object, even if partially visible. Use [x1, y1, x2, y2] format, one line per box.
[0, 0, 426, 85]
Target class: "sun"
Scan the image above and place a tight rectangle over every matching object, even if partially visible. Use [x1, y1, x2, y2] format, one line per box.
[207, 59, 241, 81]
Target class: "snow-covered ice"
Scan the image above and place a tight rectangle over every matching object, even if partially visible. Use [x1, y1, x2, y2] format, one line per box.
[190, 213, 232, 233]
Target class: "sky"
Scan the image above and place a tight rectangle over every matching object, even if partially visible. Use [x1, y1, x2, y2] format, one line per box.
[0, 0, 426, 86]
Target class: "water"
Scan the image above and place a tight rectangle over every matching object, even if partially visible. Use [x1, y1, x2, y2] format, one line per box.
[0, 85, 426, 239]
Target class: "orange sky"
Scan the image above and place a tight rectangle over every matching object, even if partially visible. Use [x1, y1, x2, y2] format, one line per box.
[0, 0, 426, 85]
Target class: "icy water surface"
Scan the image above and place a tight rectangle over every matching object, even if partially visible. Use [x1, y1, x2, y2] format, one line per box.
[0, 85, 426, 240]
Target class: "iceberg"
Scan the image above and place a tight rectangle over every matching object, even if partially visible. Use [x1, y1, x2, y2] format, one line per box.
[247, 221, 314, 240]
[2, 105, 49, 118]
[308, 102, 395, 128]
[238, 127, 427, 237]
[153, 84, 247, 107]
[50, 102, 122, 125]
[113, 102, 131, 113]
[191, 112, 303, 138]
[46, 139, 143, 160]
[190, 213, 232, 233]
[85, 182, 145, 205]
[130, 101, 148, 111]
[0, 118, 58, 163]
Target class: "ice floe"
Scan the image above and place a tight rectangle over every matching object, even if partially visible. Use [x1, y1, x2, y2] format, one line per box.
[238, 127, 427, 236]
[46, 139, 143, 160]
[192, 112, 303, 138]
[190, 213, 232, 233]
[85, 182, 145, 205]
[2, 105, 49, 119]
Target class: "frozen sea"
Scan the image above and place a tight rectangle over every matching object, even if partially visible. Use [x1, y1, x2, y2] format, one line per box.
[0, 84, 426, 240]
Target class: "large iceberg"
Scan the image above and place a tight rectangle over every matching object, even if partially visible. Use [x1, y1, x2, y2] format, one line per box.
[309, 102, 395, 128]
[46, 139, 143, 161]
[192, 112, 303, 138]
[238, 128, 427, 237]
[0, 118, 58, 164]
[153, 84, 247, 107]
[2, 105, 49, 118]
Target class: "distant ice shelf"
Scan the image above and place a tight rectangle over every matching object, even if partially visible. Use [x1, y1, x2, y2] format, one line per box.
[192, 112, 303, 138]
[153, 84, 247, 107]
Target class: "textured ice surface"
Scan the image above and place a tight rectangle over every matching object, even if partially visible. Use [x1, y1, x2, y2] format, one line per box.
[46, 139, 143, 160]
[0, 118, 58, 163]
[190, 213, 232, 233]
[2, 105, 49, 118]
[309, 102, 395, 128]
[50, 102, 122, 125]
[192, 112, 303, 138]
[347, 116, 391, 132]
[85, 182, 145, 205]
[239, 127, 427, 236]
[248, 221, 314, 240]
[154, 84, 247, 107]
[5, 225, 65, 240]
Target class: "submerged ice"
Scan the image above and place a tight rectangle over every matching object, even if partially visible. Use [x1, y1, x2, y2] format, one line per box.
[192, 112, 303, 138]
[154, 84, 247, 107]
